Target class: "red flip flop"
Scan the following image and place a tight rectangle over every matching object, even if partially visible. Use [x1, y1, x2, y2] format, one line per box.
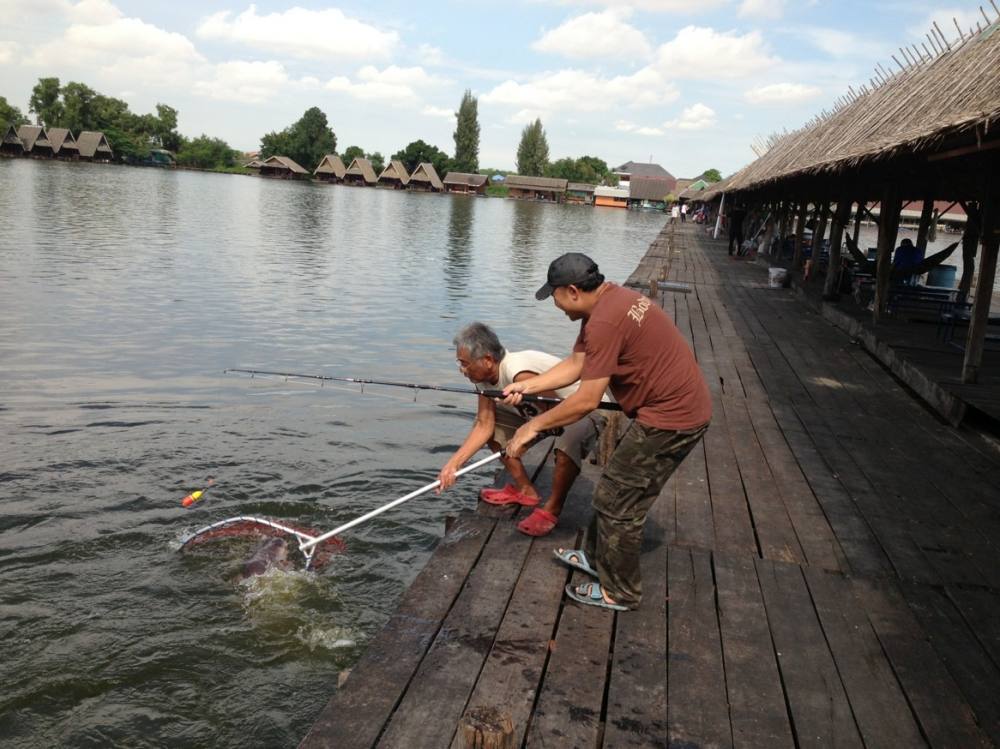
[517, 508, 558, 536]
[480, 484, 539, 507]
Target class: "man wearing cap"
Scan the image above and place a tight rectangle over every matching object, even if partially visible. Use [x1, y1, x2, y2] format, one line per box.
[503, 253, 711, 611]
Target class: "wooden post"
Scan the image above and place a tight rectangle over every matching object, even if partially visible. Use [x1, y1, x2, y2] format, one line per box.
[776, 201, 790, 258]
[811, 202, 830, 281]
[792, 201, 808, 269]
[873, 184, 902, 323]
[957, 202, 982, 302]
[460, 706, 514, 749]
[915, 196, 935, 250]
[852, 200, 864, 247]
[823, 197, 852, 299]
[962, 186, 999, 383]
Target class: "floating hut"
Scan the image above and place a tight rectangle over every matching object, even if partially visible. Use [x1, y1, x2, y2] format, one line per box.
[442, 172, 489, 195]
[1, 125, 23, 156]
[627, 176, 673, 211]
[505, 175, 568, 202]
[257, 155, 308, 179]
[344, 157, 377, 186]
[613, 161, 677, 194]
[314, 154, 347, 183]
[593, 185, 629, 208]
[46, 128, 79, 159]
[77, 131, 113, 162]
[407, 162, 443, 192]
[377, 159, 410, 189]
[565, 183, 596, 205]
[17, 125, 54, 158]
[716, 9, 1000, 384]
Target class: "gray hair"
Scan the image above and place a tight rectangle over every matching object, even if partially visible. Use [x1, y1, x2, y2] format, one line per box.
[453, 322, 505, 361]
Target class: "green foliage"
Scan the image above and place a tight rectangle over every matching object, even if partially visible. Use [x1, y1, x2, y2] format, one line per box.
[29, 77, 63, 126]
[544, 154, 612, 185]
[175, 134, 239, 169]
[702, 168, 722, 182]
[0, 96, 28, 130]
[342, 145, 365, 162]
[485, 183, 509, 198]
[367, 151, 385, 174]
[515, 118, 549, 176]
[391, 139, 451, 176]
[103, 126, 150, 160]
[259, 106, 336, 171]
[452, 89, 479, 173]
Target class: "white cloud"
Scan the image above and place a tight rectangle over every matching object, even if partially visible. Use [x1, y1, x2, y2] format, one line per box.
[193, 60, 290, 103]
[325, 65, 445, 103]
[0, 41, 18, 64]
[738, 0, 785, 19]
[655, 26, 778, 79]
[417, 44, 445, 66]
[197, 5, 398, 61]
[533, 8, 652, 59]
[67, 0, 122, 24]
[615, 119, 664, 136]
[744, 82, 822, 104]
[421, 105, 454, 118]
[663, 103, 716, 130]
[545, 0, 726, 12]
[483, 66, 678, 114]
[907, 8, 983, 44]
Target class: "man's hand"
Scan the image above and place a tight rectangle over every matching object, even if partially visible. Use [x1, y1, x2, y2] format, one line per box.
[506, 421, 540, 459]
[436, 461, 459, 494]
[501, 381, 528, 408]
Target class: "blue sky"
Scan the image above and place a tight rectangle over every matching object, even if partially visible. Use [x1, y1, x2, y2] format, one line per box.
[0, 0, 984, 175]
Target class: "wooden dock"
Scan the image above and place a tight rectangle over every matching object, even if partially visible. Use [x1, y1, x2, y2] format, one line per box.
[301, 223, 1000, 748]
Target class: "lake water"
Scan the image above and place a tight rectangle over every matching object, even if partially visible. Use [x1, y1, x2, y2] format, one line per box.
[0, 158, 665, 747]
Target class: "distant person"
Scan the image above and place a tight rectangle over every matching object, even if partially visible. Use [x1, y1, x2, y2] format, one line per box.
[892, 237, 924, 286]
[503, 253, 711, 611]
[437, 322, 608, 537]
[680, 203, 688, 223]
[728, 205, 747, 256]
[670, 203, 680, 224]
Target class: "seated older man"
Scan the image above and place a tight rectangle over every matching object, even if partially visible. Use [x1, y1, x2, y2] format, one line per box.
[436, 321, 608, 537]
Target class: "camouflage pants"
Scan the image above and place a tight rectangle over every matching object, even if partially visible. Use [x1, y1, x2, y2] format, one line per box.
[583, 420, 708, 609]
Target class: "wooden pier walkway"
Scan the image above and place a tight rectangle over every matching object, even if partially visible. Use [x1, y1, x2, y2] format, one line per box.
[301, 223, 1000, 748]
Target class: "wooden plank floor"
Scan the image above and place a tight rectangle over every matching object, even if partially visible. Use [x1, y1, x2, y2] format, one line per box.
[302, 223, 1000, 748]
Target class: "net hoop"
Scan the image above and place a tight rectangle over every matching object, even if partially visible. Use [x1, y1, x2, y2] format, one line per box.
[179, 515, 342, 570]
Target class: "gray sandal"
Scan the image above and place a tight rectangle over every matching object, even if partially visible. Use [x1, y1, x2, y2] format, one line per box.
[553, 548, 597, 578]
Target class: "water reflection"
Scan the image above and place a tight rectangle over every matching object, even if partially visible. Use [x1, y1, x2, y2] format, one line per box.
[509, 201, 543, 292]
[444, 196, 474, 300]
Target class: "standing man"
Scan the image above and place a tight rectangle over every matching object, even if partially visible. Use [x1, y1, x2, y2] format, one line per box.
[728, 204, 747, 256]
[437, 322, 609, 537]
[504, 254, 711, 611]
[680, 202, 688, 223]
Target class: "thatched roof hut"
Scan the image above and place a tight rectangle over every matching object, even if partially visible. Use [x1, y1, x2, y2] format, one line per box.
[314, 154, 346, 181]
[344, 157, 377, 186]
[443, 172, 489, 194]
[627, 176, 673, 203]
[17, 125, 54, 157]
[77, 131, 113, 161]
[1, 124, 24, 155]
[258, 155, 309, 179]
[377, 159, 410, 188]
[408, 162, 443, 192]
[566, 182, 596, 205]
[505, 175, 568, 202]
[47, 128, 79, 158]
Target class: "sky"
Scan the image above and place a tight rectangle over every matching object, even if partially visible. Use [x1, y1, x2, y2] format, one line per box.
[0, 0, 984, 176]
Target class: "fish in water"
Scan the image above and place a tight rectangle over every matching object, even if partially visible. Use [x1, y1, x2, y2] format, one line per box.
[235, 536, 290, 582]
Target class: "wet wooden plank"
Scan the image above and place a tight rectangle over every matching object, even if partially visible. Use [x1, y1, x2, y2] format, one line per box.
[946, 587, 1000, 668]
[754, 558, 861, 748]
[673, 439, 714, 550]
[714, 553, 795, 748]
[701, 406, 757, 557]
[299, 512, 496, 749]
[667, 547, 732, 748]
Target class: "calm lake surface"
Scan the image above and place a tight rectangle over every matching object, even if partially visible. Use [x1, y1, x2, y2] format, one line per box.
[0, 158, 665, 747]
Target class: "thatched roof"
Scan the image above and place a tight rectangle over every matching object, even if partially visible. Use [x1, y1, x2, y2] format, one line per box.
[46, 127, 78, 154]
[2, 125, 23, 147]
[314, 154, 346, 177]
[443, 172, 489, 187]
[378, 159, 410, 184]
[505, 175, 568, 191]
[345, 157, 377, 183]
[244, 159, 265, 169]
[628, 176, 673, 201]
[567, 182, 597, 193]
[260, 155, 308, 174]
[725, 19, 1000, 193]
[17, 125, 50, 151]
[594, 186, 629, 199]
[614, 161, 674, 180]
[77, 131, 113, 158]
[677, 178, 714, 200]
[697, 174, 732, 202]
[408, 162, 443, 190]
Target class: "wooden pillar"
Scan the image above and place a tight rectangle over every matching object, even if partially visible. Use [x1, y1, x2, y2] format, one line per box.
[776, 201, 790, 258]
[792, 201, 808, 269]
[958, 202, 982, 302]
[760, 207, 776, 258]
[873, 184, 902, 323]
[852, 201, 864, 247]
[962, 187, 999, 383]
[823, 197, 852, 299]
[915, 196, 934, 250]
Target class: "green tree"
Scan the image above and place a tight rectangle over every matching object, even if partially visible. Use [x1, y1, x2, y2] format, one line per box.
[391, 139, 451, 175]
[702, 168, 722, 182]
[175, 134, 238, 169]
[367, 151, 385, 174]
[154, 104, 181, 151]
[60, 81, 100, 131]
[452, 89, 479, 173]
[515, 118, 548, 176]
[0, 96, 28, 130]
[29, 77, 63, 126]
[259, 106, 336, 170]
[342, 145, 365, 163]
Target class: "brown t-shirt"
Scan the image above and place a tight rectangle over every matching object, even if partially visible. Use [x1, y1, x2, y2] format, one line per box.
[574, 283, 711, 430]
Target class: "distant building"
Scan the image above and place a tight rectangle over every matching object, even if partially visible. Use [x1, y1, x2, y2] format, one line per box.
[1, 125, 24, 156]
[77, 131, 114, 161]
[627, 176, 673, 211]
[344, 157, 377, 186]
[377, 159, 410, 189]
[408, 162, 444, 192]
[566, 182, 596, 205]
[594, 185, 629, 209]
[17, 125, 54, 158]
[257, 155, 309, 179]
[47, 128, 79, 159]
[613, 161, 677, 194]
[505, 175, 568, 202]
[314, 154, 347, 183]
[443, 172, 489, 195]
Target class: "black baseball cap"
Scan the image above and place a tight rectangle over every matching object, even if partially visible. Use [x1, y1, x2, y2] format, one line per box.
[535, 253, 602, 300]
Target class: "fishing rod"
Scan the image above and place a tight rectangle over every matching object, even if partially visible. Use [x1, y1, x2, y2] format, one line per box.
[225, 368, 623, 411]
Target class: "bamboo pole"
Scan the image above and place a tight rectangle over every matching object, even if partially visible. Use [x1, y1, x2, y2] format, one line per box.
[958, 202, 982, 301]
[874, 184, 902, 322]
[962, 185, 999, 383]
